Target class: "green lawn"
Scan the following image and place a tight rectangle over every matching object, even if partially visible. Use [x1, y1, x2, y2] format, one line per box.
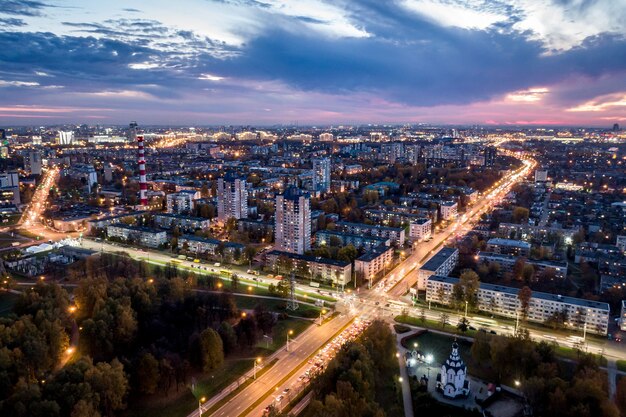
[0, 292, 18, 316]
[232, 294, 320, 319]
[617, 360, 626, 373]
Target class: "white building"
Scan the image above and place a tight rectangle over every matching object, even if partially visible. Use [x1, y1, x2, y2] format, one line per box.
[440, 201, 458, 221]
[616, 235, 626, 253]
[535, 170, 548, 182]
[417, 247, 458, 289]
[58, 131, 75, 145]
[427, 275, 610, 335]
[335, 221, 405, 246]
[312, 158, 331, 193]
[166, 190, 200, 214]
[409, 218, 432, 241]
[319, 132, 334, 142]
[154, 213, 210, 232]
[217, 174, 248, 221]
[274, 187, 311, 254]
[107, 224, 167, 248]
[354, 246, 394, 286]
[178, 234, 244, 257]
[436, 342, 470, 398]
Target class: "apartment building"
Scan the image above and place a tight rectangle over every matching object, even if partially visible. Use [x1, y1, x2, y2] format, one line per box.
[354, 246, 394, 286]
[154, 213, 210, 232]
[486, 238, 531, 257]
[409, 218, 432, 242]
[426, 275, 609, 335]
[166, 190, 200, 214]
[417, 247, 459, 290]
[107, 224, 167, 248]
[266, 250, 351, 287]
[477, 251, 568, 279]
[217, 174, 248, 221]
[335, 221, 405, 246]
[274, 187, 311, 254]
[177, 234, 244, 257]
[440, 201, 458, 221]
[315, 230, 390, 252]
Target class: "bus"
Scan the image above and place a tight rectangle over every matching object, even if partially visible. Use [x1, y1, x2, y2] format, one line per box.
[170, 259, 182, 265]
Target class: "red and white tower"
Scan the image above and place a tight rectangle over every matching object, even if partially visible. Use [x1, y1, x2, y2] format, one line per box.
[131, 121, 148, 207]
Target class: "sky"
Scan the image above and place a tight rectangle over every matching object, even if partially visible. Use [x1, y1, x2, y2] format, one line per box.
[0, 0, 626, 126]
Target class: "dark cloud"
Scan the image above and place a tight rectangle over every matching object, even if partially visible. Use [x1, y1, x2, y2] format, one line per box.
[0, 0, 625, 124]
[0, 0, 49, 17]
[0, 17, 26, 27]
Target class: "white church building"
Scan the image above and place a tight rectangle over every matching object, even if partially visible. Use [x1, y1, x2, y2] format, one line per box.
[436, 341, 470, 398]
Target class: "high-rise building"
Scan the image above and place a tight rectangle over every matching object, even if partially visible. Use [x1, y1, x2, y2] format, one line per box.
[24, 150, 42, 175]
[103, 162, 113, 183]
[535, 169, 548, 183]
[57, 131, 74, 145]
[613, 123, 620, 132]
[312, 157, 331, 193]
[217, 173, 248, 221]
[483, 146, 497, 167]
[274, 187, 311, 254]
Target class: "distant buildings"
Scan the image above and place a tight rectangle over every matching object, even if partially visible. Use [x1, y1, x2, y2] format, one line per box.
[63, 164, 98, 193]
[274, 187, 311, 254]
[178, 234, 244, 258]
[483, 146, 497, 167]
[0, 171, 20, 205]
[426, 275, 610, 335]
[217, 174, 248, 221]
[24, 150, 42, 175]
[316, 229, 389, 252]
[477, 251, 568, 279]
[57, 131, 75, 145]
[319, 132, 334, 142]
[154, 213, 210, 232]
[312, 157, 331, 193]
[166, 190, 199, 214]
[535, 169, 548, 183]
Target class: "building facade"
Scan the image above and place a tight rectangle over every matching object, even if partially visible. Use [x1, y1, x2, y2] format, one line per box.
[409, 218, 432, 241]
[354, 246, 394, 286]
[312, 158, 331, 193]
[266, 250, 351, 286]
[274, 187, 311, 254]
[154, 213, 210, 232]
[417, 247, 458, 289]
[217, 174, 248, 221]
[315, 230, 389, 252]
[107, 224, 167, 248]
[166, 190, 199, 214]
[426, 275, 610, 335]
[335, 221, 405, 246]
[440, 201, 458, 221]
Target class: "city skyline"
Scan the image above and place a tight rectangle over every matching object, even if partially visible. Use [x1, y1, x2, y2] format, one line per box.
[1, 0, 626, 126]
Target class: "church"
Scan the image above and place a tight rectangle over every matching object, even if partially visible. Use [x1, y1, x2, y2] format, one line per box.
[436, 341, 471, 398]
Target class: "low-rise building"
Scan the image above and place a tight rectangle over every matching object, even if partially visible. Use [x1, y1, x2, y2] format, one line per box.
[166, 190, 200, 214]
[266, 250, 351, 287]
[335, 221, 405, 246]
[107, 224, 167, 248]
[354, 246, 394, 287]
[178, 234, 244, 257]
[315, 230, 389, 252]
[409, 218, 432, 241]
[154, 213, 210, 232]
[417, 247, 458, 289]
[486, 238, 531, 257]
[440, 201, 458, 221]
[477, 251, 568, 279]
[426, 275, 610, 335]
[621, 300, 626, 332]
[87, 211, 145, 233]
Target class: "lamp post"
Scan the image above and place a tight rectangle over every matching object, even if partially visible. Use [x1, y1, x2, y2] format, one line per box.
[253, 357, 261, 379]
[286, 329, 293, 352]
[318, 309, 326, 326]
[198, 396, 206, 417]
[426, 354, 433, 380]
[464, 300, 468, 318]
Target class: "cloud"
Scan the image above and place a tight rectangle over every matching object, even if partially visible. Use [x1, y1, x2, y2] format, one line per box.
[0, 0, 49, 17]
[0, 17, 27, 27]
[567, 92, 626, 112]
[0, 80, 39, 87]
[506, 87, 549, 102]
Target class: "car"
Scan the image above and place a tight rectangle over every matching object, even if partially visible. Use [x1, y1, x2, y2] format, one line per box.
[489, 330, 497, 335]
[275, 395, 284, 403]
[282, 388, 290, 394]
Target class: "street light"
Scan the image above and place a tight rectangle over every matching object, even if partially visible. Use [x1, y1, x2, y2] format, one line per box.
[464, 300, 468, 318]
[198, 396, 206, 417]
[426, 354, 433, 379]
[286, 329, 293, 352]
[254, 357, 262, 379]
[318, 309, 327, 326]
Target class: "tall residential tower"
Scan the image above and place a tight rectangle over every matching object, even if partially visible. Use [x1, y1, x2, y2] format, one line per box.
[274, 187, 311, 254]
[217, 173, 248, 221]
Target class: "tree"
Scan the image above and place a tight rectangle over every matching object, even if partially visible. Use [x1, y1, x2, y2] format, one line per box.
[457, 317, 469, 332]
[459, 269, 480, 309]
[518, 286, 532, 319]
[136, 353, 160, 395]
[231, 274, 239, 291]
[440, 312, 449, 328]
[419, 308, 427, 324]
[512, 206, 530, 223]
[244, 245, 257, 267]
[218, 322, 237, 354]
[84, 358, 129, 416]
[522, 264, 535, 283]
[198, 328, 224, 372]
